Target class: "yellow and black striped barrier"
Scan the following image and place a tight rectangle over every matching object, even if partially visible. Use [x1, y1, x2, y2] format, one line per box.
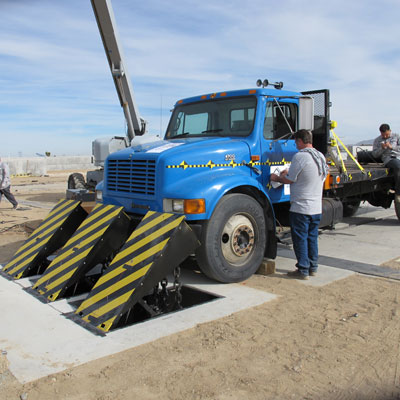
[32, 203, 133, 302]
[1, 203, 199, 335]
[73, 211, 199, 334]
[1, 199, 87, 279]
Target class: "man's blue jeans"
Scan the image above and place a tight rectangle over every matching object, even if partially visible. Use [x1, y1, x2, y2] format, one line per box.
[289, 211, 321, 276]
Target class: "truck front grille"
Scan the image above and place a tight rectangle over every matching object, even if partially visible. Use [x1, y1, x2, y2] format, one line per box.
[107, 159, 156, 196]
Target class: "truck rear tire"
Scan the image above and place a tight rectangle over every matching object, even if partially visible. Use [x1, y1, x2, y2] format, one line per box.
[196, 193, 266, 283]
[342, 200, 360, 217]
[68, 173, 86, 190]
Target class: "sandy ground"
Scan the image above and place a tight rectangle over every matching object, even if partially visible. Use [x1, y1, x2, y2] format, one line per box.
[0, 172, 400, 400]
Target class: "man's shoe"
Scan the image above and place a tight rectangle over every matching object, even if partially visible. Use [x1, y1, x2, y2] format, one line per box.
[287, 269, 309, 280]
[309, 271, 317, 276]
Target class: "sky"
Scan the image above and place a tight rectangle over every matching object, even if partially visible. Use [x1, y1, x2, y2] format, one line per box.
[1, 0, 400, 156]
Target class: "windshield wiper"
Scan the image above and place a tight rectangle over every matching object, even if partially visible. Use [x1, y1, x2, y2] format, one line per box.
[170, 132, 191, 139]
[202, 129, 223, 134]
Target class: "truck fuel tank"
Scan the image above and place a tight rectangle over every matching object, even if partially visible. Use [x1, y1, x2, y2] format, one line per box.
[320, 198, 343, 228]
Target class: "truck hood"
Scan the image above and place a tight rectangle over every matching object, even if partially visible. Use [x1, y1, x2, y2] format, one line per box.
[103, 137, 257, 218]
[123, 137, 252, 167]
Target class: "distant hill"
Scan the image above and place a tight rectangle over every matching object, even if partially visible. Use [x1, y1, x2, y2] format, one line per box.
[355, 138, 374, 145]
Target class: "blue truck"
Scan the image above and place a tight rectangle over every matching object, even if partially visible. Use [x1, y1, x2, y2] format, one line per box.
[96, 83, 397, 282]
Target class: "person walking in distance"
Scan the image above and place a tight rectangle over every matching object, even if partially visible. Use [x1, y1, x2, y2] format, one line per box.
[0, 158, 18, 209]
[270, 129, 328, 280]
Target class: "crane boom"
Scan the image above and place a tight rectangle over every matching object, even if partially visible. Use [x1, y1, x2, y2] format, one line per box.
[90, 0, 147, 142]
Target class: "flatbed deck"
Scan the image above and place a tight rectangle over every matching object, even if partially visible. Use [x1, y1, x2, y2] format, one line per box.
[325, 160, 394, 202]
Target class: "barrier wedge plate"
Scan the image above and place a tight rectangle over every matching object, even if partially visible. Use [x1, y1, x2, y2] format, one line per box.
[32, 203, 132, 302]
[74, 211, 200, 333]
[1, 199, 87, 279]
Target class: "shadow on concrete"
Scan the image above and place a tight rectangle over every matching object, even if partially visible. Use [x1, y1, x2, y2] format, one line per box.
[25, 193, 65, 203]
[320, 230, 356, 237]
[342, 216, 379, 226]
[367, 218, 400, 227]
[0, 239, 26, 264]
[278, 247, 400, 280]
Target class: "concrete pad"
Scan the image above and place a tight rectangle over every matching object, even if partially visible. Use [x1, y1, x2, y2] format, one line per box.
[275, 256, 354, 286]
[277, 205, 400, 280]
[0, 269, 276, 383]
[319, 214, 400, 266]
[353, 202, 396, 219]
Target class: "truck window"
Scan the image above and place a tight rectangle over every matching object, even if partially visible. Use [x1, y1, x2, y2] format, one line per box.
[166, 96, 257, 139]
[230, 108, 255, 133]
[175, 111, 209, 136]
[263, 102, 297, 140]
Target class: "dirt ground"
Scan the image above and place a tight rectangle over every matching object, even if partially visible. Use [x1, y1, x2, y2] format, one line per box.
[0, 172, 399, 400]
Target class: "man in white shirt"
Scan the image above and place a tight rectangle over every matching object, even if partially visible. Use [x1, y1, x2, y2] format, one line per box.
[0, 158, 18, 209]
[270, 130, 328, 279]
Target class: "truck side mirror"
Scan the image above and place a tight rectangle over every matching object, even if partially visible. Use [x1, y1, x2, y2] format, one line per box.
[298, 97, 314, 131]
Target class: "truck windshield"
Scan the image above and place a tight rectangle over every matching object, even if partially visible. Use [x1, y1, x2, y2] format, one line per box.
[166, 96, 257, 139]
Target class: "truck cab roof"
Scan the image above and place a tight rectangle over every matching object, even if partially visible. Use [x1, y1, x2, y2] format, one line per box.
[175, 87, 302, 106]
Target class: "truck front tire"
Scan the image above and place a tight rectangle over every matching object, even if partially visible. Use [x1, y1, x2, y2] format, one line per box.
[67, 173, 86, 190]
[196, 194, 266, 283]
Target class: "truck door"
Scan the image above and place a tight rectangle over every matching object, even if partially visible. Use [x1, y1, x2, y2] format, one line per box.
[260, 99, 298, 203]
[301, 89, 330, 156]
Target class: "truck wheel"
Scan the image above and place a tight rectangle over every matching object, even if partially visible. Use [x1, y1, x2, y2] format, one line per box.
[395, 195, 400, 221]
[342, 200, 360, 217]
[196, 194, 266, 283]
[68, 173, 86, 190]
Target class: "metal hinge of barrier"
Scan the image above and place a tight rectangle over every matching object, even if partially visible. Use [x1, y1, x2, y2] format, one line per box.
[72, 211, 200, 334]
[1, 199, 87, 280]
[32, 203, 133, 302]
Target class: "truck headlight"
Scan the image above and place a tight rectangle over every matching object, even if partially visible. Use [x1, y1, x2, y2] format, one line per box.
[95, 190, 103, 203]
[163, 198, 205, 214]
[172, 199, 184, 213]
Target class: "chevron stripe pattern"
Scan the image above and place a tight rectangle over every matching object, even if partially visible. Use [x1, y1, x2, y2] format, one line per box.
[2, 199, 84, 279]
[33, 203, 126, 301]
[75, 211, 186, 333]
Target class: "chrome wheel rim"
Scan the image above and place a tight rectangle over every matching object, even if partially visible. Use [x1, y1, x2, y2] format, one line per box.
[221, 214, 255, 265]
